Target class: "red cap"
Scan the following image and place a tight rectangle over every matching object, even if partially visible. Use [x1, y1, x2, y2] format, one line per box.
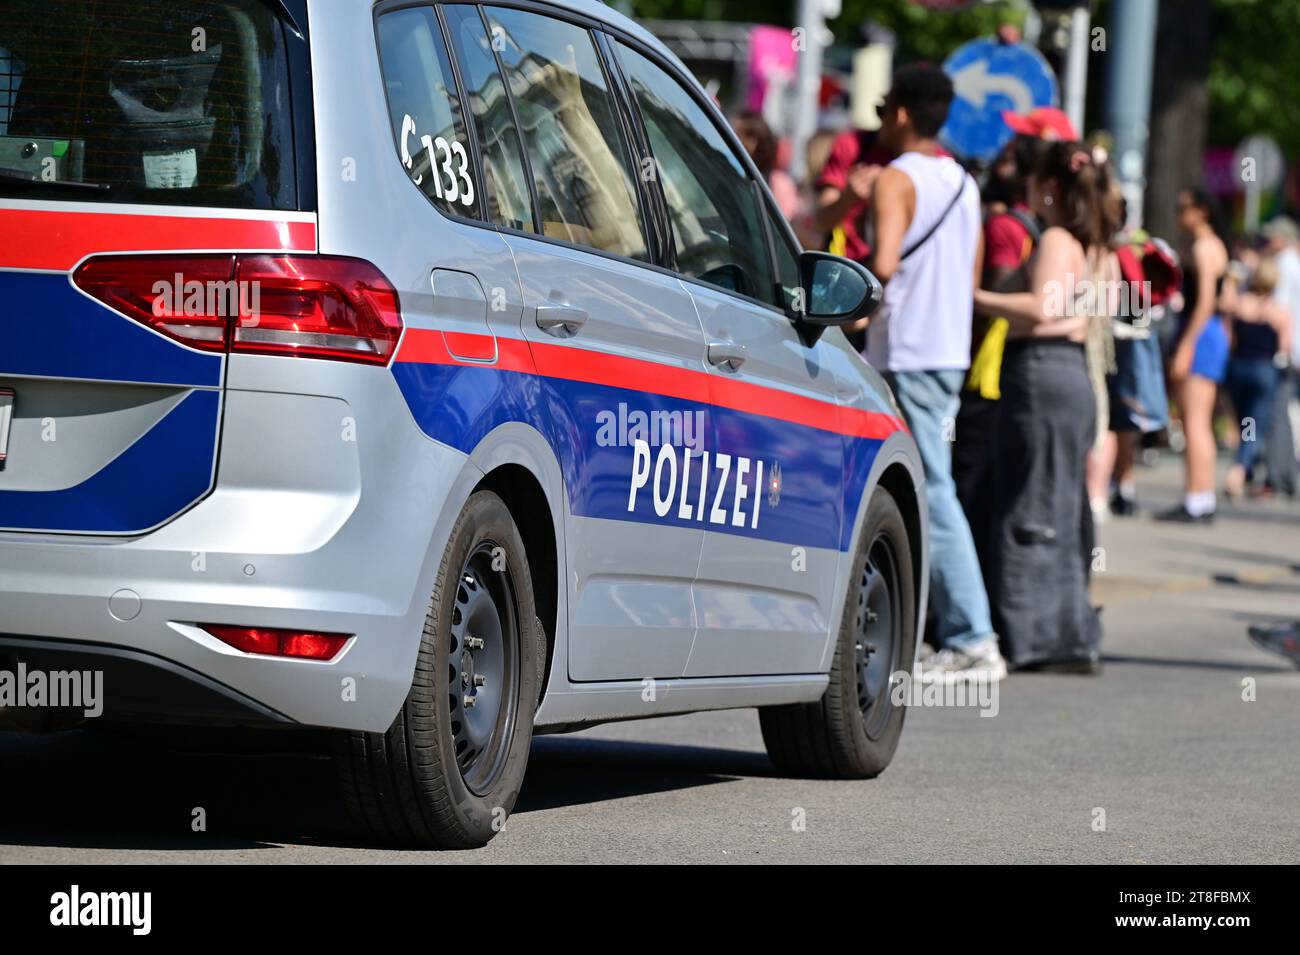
[1001, 107, 1078, 142]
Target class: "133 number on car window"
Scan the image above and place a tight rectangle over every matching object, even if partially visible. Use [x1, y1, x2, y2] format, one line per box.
[401, 114, 475, 208]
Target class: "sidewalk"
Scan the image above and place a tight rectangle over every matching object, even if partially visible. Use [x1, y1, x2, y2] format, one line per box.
[1092, 451, 1300, 621]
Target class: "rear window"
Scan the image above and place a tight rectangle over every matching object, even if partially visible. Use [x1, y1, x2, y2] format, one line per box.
[0, 0, 298, 209]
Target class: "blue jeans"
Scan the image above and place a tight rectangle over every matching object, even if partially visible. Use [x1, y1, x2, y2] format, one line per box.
[886, 370, 995, 650]
[1226, 358, 1278, 476]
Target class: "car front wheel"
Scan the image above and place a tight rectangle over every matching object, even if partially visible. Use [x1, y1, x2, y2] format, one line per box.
[759, 487, 916, 778]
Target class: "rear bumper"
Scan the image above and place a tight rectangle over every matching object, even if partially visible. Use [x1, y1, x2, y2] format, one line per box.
[0, 366, 473, 732]
[0, 636, 291, 727]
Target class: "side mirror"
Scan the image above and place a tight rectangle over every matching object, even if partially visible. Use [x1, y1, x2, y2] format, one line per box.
[797, 251, 883, 325]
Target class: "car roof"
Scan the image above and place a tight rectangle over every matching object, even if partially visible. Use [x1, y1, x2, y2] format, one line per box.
[345, 0, 694, 79]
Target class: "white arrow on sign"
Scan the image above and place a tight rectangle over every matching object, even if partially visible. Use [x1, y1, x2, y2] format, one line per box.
[951, 59, 1034, 114]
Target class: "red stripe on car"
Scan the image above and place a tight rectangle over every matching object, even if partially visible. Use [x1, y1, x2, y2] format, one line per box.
[0, 207, 317, 271]
[395, 328, 905, 440]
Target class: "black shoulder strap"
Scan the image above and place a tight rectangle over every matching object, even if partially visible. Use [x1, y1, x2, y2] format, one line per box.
[900, 172, 970, 262]
[1008, 207, 1042, 245]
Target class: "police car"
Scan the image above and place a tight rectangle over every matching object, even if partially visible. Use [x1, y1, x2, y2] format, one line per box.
[0, 0, 927, 847]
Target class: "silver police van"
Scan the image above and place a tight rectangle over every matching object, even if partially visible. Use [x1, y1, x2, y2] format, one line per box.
[0, 0, 926, 847]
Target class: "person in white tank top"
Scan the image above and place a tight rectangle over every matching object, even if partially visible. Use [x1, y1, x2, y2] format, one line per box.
[848, 64, 1003, 684]
[864, 151, 980, 372]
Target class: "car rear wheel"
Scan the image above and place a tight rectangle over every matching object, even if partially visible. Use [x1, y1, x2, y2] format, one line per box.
[759, 487, 916, 778]
[335, 490, 543, 848]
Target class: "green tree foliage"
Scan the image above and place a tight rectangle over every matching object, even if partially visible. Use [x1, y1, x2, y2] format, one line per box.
[1207, 0, 1300, 153]
[832, 0, 1019, 65]
[628, 0, 1019, 63]
[630, 0, 747, 20]
[628, 0, 1297, 151]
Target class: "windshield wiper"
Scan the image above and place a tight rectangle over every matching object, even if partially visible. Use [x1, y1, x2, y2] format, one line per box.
[0, 168, 112, 192]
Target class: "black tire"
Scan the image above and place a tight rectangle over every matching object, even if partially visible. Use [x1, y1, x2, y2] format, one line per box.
[335, 490, 543, 848]
[759, 487, 916, 778]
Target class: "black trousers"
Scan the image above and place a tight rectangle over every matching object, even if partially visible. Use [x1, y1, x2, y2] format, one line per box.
[953, 388, 999, 596]
[990, 339, 1102, 666]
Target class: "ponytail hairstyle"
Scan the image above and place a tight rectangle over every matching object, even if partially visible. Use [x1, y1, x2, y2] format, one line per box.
[1033, 140, 1121, 250]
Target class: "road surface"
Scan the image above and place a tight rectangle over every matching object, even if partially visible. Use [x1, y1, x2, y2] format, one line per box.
[2, 454, 1297, 863]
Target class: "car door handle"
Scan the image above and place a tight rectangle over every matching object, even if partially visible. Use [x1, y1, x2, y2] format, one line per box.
[706, 340, 748, 372]
[535, 303, 588, 336]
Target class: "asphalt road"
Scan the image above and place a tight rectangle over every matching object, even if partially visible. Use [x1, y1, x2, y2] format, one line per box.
[2, 455, 1298, 864]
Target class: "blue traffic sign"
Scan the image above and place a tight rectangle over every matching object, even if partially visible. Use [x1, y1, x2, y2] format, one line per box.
[941, 38, 1059, 162]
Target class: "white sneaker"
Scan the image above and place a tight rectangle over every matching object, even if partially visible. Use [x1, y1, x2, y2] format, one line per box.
[1090, 497, 1111, 525]
[919, 637, 1007, 684]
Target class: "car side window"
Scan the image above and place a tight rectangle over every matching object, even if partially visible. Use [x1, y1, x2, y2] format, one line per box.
[377, 6, 481, 220]
[767, 204, 803, 314]
[483, 7, 647, 260]
[614, 42, 777, 306]
[442, 4, 536, 233]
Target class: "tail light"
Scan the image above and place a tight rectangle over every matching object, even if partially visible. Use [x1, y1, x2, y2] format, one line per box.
[231, 256, 402, 363]
[73, 254, 403, 365]
[72, 255, 235, 352]
[202, 624, 351, 661]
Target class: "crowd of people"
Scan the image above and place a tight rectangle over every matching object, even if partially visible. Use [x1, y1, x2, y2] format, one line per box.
[732, 62, 1300, 680]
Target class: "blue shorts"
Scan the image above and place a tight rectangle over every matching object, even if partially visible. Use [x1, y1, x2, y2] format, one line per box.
[1188, 314, 1229, 384]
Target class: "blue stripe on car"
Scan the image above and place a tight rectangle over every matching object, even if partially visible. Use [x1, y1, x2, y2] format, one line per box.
[393, 360, 883, 551]
[0, 271, 223, 388]
[0, 390, 219, 533]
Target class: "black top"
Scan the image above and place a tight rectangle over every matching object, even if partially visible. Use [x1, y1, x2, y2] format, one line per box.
[1182, 252, 1225, 321]
[1232, 317, 1279, 361]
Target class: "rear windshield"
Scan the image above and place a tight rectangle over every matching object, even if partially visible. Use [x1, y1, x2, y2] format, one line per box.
[0, 0, 297, 209]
